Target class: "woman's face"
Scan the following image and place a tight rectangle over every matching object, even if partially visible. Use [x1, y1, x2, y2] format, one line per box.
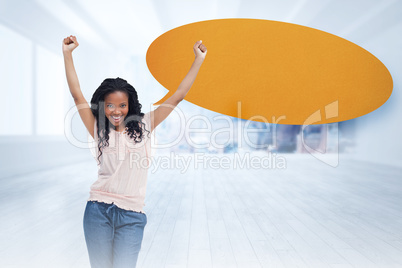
[104, 91, 129, 129]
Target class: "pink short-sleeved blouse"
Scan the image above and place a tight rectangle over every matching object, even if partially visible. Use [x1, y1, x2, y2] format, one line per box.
[88, 112, 153, 213]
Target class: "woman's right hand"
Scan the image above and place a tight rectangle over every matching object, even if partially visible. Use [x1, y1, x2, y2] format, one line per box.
[63, 35, 79, 53]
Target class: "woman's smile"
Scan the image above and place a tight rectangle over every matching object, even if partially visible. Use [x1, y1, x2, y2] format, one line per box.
[111, 115, 123, 123]
[104, 91, 129, 131]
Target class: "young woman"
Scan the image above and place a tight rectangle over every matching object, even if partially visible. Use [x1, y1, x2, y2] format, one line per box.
[63, 35, 207, 268]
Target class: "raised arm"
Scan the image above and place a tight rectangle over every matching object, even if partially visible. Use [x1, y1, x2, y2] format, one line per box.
[63, 35, 95, 139]
[149, 40, 207, 132]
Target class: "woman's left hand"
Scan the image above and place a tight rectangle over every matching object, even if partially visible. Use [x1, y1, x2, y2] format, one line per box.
[194, 40, 207, 61]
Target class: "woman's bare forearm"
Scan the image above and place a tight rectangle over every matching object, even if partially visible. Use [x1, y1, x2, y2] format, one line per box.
[175, 58, 204, 99]
[159, 41, 206, 106]
[63, 51, 84, 101]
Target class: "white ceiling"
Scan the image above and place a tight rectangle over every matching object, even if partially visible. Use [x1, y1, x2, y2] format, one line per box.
[16, 0, 401, 57]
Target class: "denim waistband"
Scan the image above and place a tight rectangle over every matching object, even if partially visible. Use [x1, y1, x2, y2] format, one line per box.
[89, 200, 145, 214]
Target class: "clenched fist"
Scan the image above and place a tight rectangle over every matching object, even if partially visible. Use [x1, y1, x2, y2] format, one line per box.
[63, 35, 79, 54]
[194, 40, 207, 61]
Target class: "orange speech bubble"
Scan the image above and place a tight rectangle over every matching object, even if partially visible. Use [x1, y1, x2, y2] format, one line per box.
[146, 19, 393, 125]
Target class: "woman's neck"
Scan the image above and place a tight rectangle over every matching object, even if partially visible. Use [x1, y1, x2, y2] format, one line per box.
[114, 124, 126, 133]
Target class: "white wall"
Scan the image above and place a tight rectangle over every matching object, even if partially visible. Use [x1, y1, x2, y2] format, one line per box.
[351, 21, 402, 168]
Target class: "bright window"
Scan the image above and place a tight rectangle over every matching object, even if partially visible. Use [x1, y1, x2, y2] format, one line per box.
[0, 24, 33, 135]
[35, 45, 65, 135]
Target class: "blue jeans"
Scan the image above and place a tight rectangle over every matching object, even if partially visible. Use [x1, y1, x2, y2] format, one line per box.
[83, 201, 147, 268]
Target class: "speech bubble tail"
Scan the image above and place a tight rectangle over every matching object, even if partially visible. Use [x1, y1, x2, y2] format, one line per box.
[153, 90, 175, 106]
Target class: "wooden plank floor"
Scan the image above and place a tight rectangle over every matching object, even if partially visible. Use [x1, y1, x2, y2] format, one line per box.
[1, 153, 402, 268]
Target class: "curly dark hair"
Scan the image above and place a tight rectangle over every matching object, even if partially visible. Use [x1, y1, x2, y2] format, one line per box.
[90, 77, 150, 165]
